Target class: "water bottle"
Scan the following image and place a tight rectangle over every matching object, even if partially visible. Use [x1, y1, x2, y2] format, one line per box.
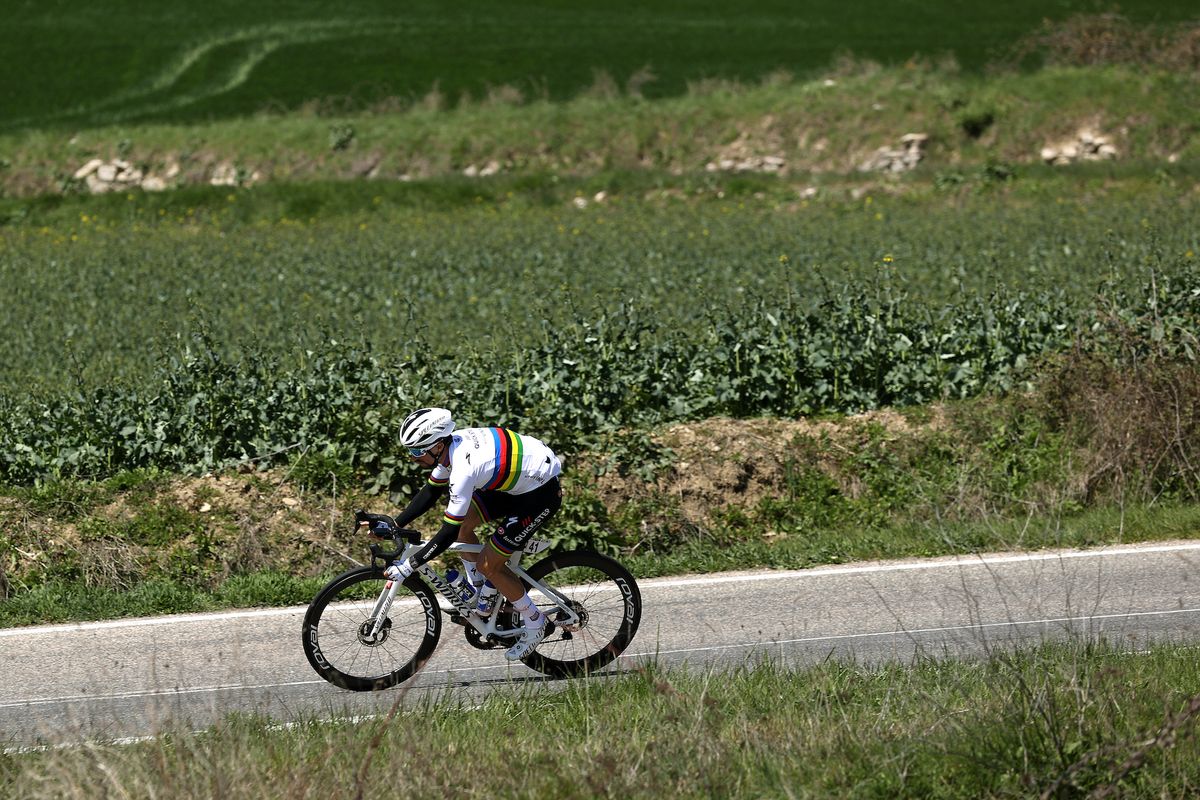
[445, 569, 477, 604]
[475, 580, 499, 617]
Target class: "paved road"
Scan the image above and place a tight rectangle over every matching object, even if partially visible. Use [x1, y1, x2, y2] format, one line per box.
[3, 541, 1199, 748]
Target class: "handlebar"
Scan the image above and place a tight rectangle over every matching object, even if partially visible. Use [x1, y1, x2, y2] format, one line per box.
[353, 509, 421, 544]
[354, 509, 422, 568]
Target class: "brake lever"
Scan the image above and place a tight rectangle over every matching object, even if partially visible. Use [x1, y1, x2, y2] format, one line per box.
[395, 528, 422, 545]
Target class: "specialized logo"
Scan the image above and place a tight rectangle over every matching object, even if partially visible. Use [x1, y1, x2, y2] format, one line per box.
[521, 506, 552, 535]
[422, 565, 475, 613]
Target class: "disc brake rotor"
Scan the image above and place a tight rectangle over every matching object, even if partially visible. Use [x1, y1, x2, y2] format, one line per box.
[357, 617, 392, 647]
[554, 600, 588, 633]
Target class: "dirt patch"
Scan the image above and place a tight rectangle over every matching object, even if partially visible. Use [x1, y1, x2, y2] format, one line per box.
[591, 410, 946, 527]
[1, 469, 385, 592]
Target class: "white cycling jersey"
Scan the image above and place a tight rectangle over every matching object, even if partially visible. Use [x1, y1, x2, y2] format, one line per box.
[428, 427, 562, 525]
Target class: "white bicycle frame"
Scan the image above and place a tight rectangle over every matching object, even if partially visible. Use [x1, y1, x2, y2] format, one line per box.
[366, 541, 581, 641]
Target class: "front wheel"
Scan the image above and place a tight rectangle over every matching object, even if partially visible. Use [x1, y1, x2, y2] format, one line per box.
[302, 566, 441, 692]
[520, 550, 642, 678]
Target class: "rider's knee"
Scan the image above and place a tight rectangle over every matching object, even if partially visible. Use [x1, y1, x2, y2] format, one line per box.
[478, 547, 505, 576]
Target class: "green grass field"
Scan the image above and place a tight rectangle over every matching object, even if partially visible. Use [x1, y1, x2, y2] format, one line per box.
[5, 0, 1198, 133]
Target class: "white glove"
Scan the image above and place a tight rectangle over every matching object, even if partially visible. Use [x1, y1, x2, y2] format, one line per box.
[384, 560, 414, 581]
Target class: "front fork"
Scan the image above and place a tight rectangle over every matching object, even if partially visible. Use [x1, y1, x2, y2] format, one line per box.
[367, 577, 403, 638]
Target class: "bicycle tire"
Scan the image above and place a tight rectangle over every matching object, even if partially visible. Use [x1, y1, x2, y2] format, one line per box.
[519, 549, 641, 677]
[302, 566, 441, 692]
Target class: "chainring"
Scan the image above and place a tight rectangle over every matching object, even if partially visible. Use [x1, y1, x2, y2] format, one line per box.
[463, 610, 524, 650]
[463, 624, 497, 650]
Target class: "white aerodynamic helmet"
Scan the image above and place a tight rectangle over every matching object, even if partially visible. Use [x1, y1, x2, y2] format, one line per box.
[399, 407, 455, 453]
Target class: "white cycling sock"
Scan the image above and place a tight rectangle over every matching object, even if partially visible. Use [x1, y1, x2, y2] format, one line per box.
[462, 559, 483, 588]
[512, 593, 542, 627]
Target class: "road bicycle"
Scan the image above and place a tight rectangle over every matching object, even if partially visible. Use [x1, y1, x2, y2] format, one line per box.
[302, 511, 643, 692]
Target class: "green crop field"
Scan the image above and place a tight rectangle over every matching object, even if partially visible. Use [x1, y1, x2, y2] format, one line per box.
[2, 187, 1196, 390]
[1, 177, 1197, 485]
[3, 0, 1198, 133]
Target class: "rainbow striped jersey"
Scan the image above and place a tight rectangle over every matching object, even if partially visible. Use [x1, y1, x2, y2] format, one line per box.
[428, 427, 562, 526]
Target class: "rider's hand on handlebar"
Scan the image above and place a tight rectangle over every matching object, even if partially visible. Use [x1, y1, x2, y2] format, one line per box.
[354, 510, 422, 544]
[384, 560, 414, 581]
[354, 509, 398, 538]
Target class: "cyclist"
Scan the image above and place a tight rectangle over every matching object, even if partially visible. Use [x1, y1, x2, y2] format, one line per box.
[367, 407, 563, 661]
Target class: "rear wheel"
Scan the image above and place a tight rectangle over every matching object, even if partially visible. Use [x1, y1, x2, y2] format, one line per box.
[520, 550, 641, 677]
[302, 567, 441, 692]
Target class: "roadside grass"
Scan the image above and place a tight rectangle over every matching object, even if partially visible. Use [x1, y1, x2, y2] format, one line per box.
[4, 641, 1200, 798]
[629, 502, 1200, 576]
[2, 502, 1196, 629]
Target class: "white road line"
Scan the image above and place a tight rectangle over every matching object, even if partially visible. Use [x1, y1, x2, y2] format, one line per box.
[2, 713, 392, 755]
[637, 541, 1200, 589]
[0, 678, 328, 710]
[0, 605, 309, 638]
[627, 606, 1200, 659]
[3, 541, 1197, 638]
[6, 606, 1199, 711]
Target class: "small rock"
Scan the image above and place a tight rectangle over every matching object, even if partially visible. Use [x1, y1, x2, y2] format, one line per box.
[73, 159, 104, 179]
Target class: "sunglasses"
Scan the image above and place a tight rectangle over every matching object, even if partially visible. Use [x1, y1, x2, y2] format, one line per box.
[408, 442, 439, 458]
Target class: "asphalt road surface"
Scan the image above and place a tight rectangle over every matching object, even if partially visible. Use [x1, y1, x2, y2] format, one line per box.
[3, 541, 1199, 748]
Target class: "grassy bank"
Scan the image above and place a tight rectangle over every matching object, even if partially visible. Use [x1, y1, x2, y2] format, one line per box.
[5, 642, 1200, 797]
[4, 62, 1199, 197]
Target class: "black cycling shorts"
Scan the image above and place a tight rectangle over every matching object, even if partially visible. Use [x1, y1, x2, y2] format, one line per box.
[474, 477, 562, 556]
